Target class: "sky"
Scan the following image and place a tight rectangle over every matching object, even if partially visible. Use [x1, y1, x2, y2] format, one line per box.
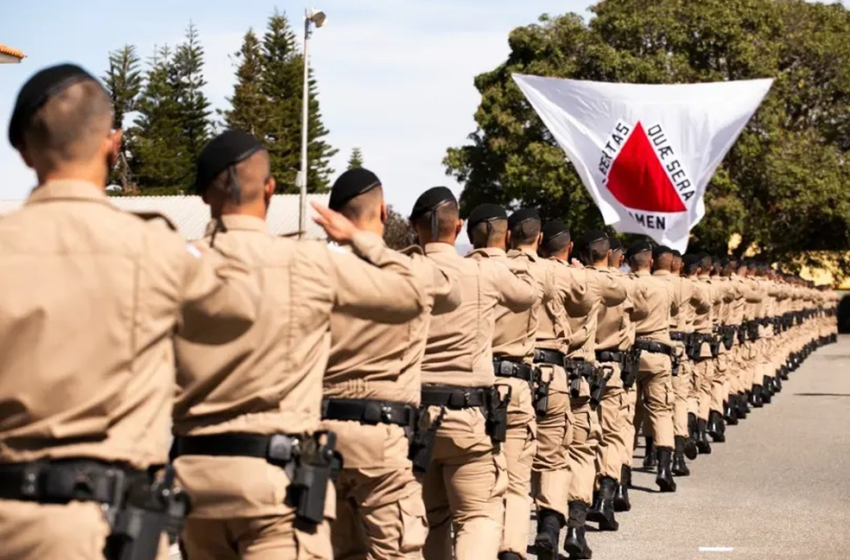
[0, 0, 591, 216]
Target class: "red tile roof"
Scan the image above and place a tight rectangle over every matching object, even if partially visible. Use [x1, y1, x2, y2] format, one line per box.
[0, 44, 24, 59]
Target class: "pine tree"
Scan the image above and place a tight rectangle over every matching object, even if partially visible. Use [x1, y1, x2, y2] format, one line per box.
[131, 45, 185, 193]
[171, 22, 212, 182]
[224, 30, 267, 135]
[347, 147, 364, 170]
[302, 60, 338, 191]
[103, 45, 143, 189]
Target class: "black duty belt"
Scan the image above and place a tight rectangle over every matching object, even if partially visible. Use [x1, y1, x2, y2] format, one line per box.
[171, 433, 301, 464]
[493, 358, 536, 382]
[564, 359, 597, 379]
[0, 459, 148, 505]
[420, 386, 488, 409]
[322, 398, 415, 428]
[533, 348, 565, 367]
[634, 339, 674, 356]
[595, 349, 626, 364]
[669, 331, 688, 342]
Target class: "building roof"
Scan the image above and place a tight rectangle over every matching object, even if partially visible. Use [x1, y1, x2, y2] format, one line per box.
[0, 193, 330, 240]
[0, 44, 24, 60]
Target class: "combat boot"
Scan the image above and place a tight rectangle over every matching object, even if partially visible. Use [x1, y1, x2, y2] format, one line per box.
[565, 501, 593, 559]
[685, 413, 698, 460]
[773, 372, 783, 392]
[498, 552, 523, 560]
[724, 398, 739, 425]
[672, 436, 690, 477]
[737, 392, 750, 418]
[779, 364, 790, 380]
[613, 465, 632, 512]
[762, 376, 773, 403]
[533, 508, 564, 560]
[750, 385, 764, 408]
[642, 436, 657, 469]
[655, 447, 677, 492]
[702, 416, 719, 448]
[587, 476, 619, 531]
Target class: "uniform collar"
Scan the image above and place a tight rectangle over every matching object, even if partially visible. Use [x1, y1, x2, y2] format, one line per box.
[424, 242, 457, 255]
[635, 270, 652, 277]
[26, 179, 111, 206]
[508, 247, 539, 261]
[472, 246, 506, 258]
[204, 214, 267, 236]
[652, 269, 672, 276]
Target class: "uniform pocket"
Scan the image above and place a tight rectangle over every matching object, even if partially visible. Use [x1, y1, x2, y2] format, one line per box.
[397, 492, 428, 554]
[295, 523, 333, 560]
[489, 449, 509, 499]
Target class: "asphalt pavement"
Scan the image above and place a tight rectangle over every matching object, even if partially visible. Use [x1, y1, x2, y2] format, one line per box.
[527, 336, 850, 560]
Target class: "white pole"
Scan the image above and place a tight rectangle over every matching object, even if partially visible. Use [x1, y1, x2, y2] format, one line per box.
[297, 13, 311, 239]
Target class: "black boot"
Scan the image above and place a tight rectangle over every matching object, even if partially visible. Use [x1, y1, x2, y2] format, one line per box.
[724, 398, 738, 425]
[498, 553, 522, 560]
[762, 378, 773, 403]
[613, 465, 632, 512]
[773, 372, 783, 392]
[643, 436, 657, 469]
[587, 476, 619, 531]
[750, 385, 764, 408]
[738, 392, 750, 418]
[685, 413, 698, 460]
[779, 364, 790, 380]
[672, 436, 690, 477]
[533, 508, 563, 560]
[565, 501, 593, 559]
[655, 447, 677, 492]
[704, 414, 721, 446]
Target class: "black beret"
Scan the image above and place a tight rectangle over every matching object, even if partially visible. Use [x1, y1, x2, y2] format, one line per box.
[507, 208, 540, 230]
[578, 229, 608, 248]
[9, 63, 103, 147]
[626, 241, 652, 259]
[329, 168, 382, 211]
[609, 237, 623, 251]
[467, 203, 507, 228]
[410, 187, 456, 220]
[652, 245, 674, 259]
[682, 254, 701, 269]
[193, 130, 265, 194]
[541, 220, 570, 245]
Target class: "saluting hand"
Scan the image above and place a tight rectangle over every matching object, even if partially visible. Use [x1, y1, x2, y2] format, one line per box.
[570, 258, 585, 269]
[311, 202, 360, 244]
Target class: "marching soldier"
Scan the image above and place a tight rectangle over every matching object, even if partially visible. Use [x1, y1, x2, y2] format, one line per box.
[412, 188, 535, 560]
[685, 255, 716, 454]
[171, 133, 428, 560]
[321, 169, 461, 560]
[626, 242, 678, 492]
[466, 205, 544, 560]
[0, 64, 261, 560]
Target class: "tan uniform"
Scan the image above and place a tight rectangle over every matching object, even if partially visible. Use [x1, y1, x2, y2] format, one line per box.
[324, 244, 460, 560]
[740, 275, 764, 391]
[727, 274, 749, 396]
[0, 181, 261, 560]
[173, 216, 427, 560]
[419, 243, 535, 560]
[691, 275, 715, 421]
[593, 269, 639, 482]
[564, 265, 627, 506]
[631, 271, 676, 449]
[531, 260, 581, 522]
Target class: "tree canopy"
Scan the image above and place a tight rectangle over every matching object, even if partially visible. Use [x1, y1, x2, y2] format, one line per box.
[445, 0, 850, 275]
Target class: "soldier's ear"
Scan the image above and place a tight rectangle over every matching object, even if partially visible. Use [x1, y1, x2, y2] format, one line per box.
[505, 229, 512, 247]
[568, 241, 574, 255]
[264, 177, 276, 199]
[455, 219, 463, 236]
[380, 202, 388, 224]
[537, 232, 544, 245]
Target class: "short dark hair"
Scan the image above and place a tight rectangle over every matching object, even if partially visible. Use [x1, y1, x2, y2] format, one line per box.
[588, 238, 611, 263]
[510, 219, 541, 247]
[631, 251, 652, 268]
[412, 200, 459, 238]
[470, 218, 507, 247]
[543, 231, 571, 255]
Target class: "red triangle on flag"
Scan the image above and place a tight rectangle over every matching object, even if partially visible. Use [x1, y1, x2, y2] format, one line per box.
[605, 122, 686, 213]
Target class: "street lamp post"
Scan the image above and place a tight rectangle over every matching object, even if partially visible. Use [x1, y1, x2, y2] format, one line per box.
[297, 8, 326, 239]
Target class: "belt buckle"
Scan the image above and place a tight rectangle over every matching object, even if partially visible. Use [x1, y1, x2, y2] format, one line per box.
[19, 463, 41, 498]
[362, 401, 386, 424]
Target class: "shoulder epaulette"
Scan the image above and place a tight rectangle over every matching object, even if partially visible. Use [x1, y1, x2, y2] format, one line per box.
[130, 211, 178, 232]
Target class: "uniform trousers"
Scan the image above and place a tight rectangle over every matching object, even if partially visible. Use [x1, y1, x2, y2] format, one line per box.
[0, 499, 169, 560]
[530, 364, 572, 521]
[568, 391, 601, 506]
[497, 378, 537, 557]
[635, 351, 674, 449]
[621, 383, 639, 469]
[324, 420, 428, 560]
[420, 406, 507, 560]
[176, 455, 334, 560]
[594, 362, 627, 481]
[672, 356, 691, 438]
[694, 358, 715, 420]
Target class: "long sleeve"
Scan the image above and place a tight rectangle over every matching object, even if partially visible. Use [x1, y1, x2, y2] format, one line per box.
[493, 259, 536, 312]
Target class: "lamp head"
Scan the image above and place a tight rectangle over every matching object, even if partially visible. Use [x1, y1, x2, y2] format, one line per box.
[308, 9, 327, 27]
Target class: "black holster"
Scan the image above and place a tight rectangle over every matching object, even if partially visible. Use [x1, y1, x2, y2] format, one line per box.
[737, 326, 747, 345]
[408, 408, 445, 474]
[485, 385, 511, 444]
[747, 321, 759, 342]
[533, 368, 551, 418]
[686, 334, 703, 361]
[709, 335, 721, 358]
[286, 431, 339, 525]
[623, 348, 641, 389]
[103, 466, 189, 560]
[671, 355, 681, 377]
[589, 366, 613, 409]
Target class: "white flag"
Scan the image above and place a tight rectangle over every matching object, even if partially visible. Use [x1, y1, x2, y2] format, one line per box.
[512, 74, 773, 252]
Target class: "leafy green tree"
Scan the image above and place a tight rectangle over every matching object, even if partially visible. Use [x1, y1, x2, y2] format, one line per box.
[383, 206, 416, 250]
[103, 45, 143, 189]
[171, 22, 212, 182]
[446, 0, 850, 276]
[224, 30, 266, 135]
[347, 147, 364, 170]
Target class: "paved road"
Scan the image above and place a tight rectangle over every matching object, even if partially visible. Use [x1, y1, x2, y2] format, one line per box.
[527, 337, 850, 560]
